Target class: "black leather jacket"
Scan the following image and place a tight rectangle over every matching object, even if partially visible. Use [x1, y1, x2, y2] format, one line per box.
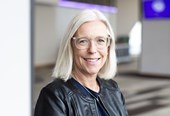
[34, 77, 128, 116]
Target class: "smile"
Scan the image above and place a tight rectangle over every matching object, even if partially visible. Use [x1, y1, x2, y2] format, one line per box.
[83, 58, 100, 64]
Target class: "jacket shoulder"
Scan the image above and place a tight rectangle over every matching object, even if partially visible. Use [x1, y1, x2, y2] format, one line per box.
[34, 79, 71, 116]
[45, 78, 65, 90]
[107, 79, 119, 88]
[42, 78, 73, 97]
[99, 78, 119, 90]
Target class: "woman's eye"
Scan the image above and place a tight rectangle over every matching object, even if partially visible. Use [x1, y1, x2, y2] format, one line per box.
[78, 39, 88, 44]
[97, 38, 106, 43]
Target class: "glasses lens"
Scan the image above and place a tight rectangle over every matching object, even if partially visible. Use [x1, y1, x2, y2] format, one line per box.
[74, 36, 111, 49]
[75, 37, 89, 49]
[95, 37, 107, 49]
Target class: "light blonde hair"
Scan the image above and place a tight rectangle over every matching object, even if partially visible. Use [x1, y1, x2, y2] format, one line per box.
[52, 9, 117, 81]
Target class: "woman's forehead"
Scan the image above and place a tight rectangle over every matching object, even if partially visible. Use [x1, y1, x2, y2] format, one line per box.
[75, 20, 108, 36]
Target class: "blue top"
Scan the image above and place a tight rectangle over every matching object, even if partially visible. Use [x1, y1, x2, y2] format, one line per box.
[70, 78, 109, 116]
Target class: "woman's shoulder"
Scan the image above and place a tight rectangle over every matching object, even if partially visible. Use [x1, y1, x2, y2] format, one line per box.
[41, 78, 73, 96]
[45, 78, 65, 89]
[98, 78, 119, 90]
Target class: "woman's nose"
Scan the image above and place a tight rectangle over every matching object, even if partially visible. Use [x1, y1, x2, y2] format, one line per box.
[88, 40, 97, 53]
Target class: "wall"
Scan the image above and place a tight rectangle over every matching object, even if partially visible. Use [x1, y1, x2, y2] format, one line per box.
[34, 4, 58, 66]
[116, 0, 139, 36]
[140, 20, 170, 76]
[0, 0, 32, 116]
[34, 1, 117, 66]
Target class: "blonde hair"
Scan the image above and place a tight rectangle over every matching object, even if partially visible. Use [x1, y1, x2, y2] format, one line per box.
[52, 9, 117, 81]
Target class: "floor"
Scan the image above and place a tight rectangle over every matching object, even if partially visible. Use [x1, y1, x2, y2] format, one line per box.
[33, 58, 170, 116]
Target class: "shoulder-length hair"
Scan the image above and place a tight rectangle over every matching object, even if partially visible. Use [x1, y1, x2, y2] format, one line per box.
[52, 9, 117, 81]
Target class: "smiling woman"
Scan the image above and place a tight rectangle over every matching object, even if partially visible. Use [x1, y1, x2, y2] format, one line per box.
[34, 9, 128, 116]
[71, 21, 109, 89]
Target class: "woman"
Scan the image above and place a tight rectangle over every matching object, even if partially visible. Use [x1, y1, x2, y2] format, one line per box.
[34, 9, 128, 116]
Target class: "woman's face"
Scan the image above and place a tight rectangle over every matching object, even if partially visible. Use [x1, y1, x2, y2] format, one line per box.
[72, 20, 109, 76]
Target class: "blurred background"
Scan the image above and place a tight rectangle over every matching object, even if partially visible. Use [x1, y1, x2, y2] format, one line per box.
[1, 0, 170, 116]
[33, 0, 170, 115]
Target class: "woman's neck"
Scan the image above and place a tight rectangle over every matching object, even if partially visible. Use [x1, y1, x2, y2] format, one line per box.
[72, 70, 100, 92]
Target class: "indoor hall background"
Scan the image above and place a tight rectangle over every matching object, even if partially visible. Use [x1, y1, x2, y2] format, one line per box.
[33, 0, 170, 116]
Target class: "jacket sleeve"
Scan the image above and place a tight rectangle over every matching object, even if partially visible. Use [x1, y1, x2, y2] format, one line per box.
[120, 91, 129, 116]
[34, 87, 67, 116]
[111, 80, 129, 116]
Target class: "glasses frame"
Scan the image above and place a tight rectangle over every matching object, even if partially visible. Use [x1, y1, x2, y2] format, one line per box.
[72, 35, 111, 50]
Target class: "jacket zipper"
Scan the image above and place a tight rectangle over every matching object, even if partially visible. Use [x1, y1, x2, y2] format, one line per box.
[94, 99, 100, 116]
[97, 96, 111, 116]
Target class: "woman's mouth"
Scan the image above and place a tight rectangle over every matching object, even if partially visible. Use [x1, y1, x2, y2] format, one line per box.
[83, 58, 100, 64]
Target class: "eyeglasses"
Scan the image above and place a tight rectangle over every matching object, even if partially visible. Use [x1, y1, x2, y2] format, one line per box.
[72, 35, 111, 50]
